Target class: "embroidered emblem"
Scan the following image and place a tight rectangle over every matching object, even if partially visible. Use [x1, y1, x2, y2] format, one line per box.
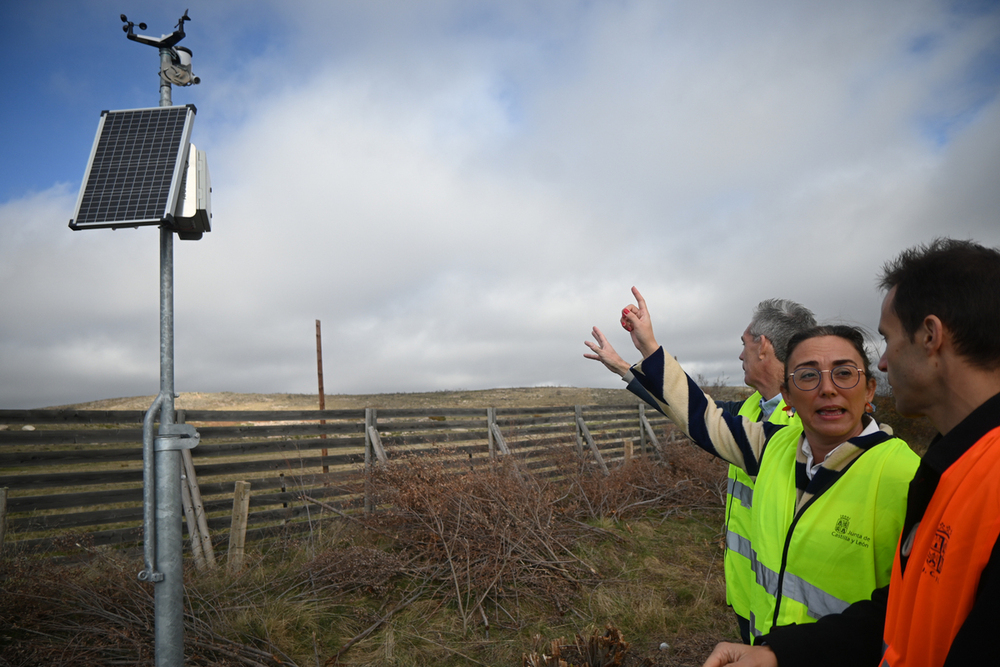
[925, 522, 952, 579]
[835, 515, 850, 535]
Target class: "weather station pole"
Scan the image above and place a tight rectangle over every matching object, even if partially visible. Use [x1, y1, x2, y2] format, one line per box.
[69, 11, 211, 667]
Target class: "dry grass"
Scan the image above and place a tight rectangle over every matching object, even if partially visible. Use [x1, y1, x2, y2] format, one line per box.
[0, 437, 735, 667]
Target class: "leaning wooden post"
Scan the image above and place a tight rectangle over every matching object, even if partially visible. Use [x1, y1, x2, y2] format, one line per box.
[640, 408, 665, 463]
[182, 448, 216, 569]
[364, 408, 375, 513]
[228, 481, 251, 574]
[0, 487, 7, 550]
[487, 407, 496, 460]
[576, 407, 610, 476]
[181, 476, 207, 571]
[638, 404, 648, 455]
[573, 406, 586, 458]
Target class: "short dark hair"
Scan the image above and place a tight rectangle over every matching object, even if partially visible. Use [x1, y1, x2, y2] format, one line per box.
[747, 299, 817, 363]
[784, 325, 874, 383]
[879, 238, 1000, 370]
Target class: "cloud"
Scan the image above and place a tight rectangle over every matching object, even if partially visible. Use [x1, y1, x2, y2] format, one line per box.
[2, 1, 1000, 408]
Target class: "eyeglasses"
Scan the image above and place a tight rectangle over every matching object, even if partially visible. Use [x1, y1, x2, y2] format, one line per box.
[788, 365, 865, 391]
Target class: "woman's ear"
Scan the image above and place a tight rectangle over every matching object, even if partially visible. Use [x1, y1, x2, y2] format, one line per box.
[865, 376, 877, 403]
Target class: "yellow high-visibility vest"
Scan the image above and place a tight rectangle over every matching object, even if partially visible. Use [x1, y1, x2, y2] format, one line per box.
[724, 393, 796, 616]
[748, 425, 918, 638]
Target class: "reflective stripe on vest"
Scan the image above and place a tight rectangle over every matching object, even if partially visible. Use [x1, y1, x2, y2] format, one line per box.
[727, 476, 753, 509]
[750, 551, 850, 618]
[881, 426, 1000, 667]
[748, 425, 918, 638]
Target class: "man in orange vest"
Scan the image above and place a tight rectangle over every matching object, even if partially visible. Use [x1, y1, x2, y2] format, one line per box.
[702, 238, 1000, 667]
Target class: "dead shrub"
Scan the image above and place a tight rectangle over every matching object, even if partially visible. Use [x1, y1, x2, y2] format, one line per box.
[299, 545, 405, 598]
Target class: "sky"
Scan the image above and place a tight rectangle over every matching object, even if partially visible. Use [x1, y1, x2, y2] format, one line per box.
[2, 0, 999, 409]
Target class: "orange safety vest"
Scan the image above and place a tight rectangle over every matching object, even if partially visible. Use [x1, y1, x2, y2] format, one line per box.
[880, 426, 1000, 667]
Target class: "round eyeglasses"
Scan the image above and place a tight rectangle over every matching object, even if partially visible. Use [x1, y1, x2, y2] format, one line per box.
[788, 365, 865, 391]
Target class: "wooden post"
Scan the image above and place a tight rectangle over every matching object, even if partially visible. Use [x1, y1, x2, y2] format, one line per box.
[228, 481, 251, 574]
[181, 475, 207, 571]
[316, 320, 329, 474]
[638, 404, 647, 455]
[623, 438, 634, 466]
[182, 448, 216, 569]
[487, 408, 510, 458]
[573, 406, 585, 458]
[575, 409, 609, 476]
[640, 410, 664, 463]
[0, 487, 7, 550]
[364, 408, 375, 513]
[487, 407, 495, 459]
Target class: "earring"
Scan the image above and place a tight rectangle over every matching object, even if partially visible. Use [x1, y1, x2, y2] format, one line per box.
[782, 405, 796, 416]
[865, 402, 876, 414]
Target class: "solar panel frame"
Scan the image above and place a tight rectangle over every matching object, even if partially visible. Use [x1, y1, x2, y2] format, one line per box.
[69, 105, 197, 231]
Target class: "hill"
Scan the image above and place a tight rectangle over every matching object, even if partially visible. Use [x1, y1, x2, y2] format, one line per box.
[53, 385, 754, 411]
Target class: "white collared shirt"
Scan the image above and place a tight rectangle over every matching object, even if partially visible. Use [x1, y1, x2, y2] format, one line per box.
[760, 393, 783, 421]
[801, 419, 880, 480]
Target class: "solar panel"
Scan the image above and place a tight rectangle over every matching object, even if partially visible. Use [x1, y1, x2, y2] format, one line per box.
[69, 105, 196, 231]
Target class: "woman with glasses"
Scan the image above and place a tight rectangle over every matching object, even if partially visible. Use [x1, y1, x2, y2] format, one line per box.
[585, 287, 919, 641]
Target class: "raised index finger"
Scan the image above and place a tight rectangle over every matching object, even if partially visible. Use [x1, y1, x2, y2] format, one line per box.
[631, 286, 648, 314]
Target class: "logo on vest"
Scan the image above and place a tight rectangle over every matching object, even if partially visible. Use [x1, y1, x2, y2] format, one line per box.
[924, 522, 951, 580]
[831, 515, 871, 548]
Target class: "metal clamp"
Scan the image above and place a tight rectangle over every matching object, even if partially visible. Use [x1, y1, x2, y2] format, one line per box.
[154, 423, 200, 451]
[137, 568, 165, 582]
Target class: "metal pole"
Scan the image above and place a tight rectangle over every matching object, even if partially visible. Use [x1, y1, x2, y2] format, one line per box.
[153, 45, 184, 667]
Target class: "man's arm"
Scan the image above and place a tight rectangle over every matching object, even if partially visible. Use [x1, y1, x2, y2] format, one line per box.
[758, 587, 888, 667]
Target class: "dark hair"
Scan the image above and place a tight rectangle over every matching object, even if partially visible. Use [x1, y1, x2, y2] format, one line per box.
[783, 325, 874, 385]
[879, 238, 1000, 370]
[747, 299, 817, 363]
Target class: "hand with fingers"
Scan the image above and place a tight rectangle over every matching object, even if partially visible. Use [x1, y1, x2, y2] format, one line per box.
[620, 286, 659, 359]
[701, 643, 777, 667]
[583, 327, 632, 377]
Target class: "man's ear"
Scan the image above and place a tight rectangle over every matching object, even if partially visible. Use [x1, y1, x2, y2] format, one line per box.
[922, 315, 947, 356]
[759, 335, 773, 360]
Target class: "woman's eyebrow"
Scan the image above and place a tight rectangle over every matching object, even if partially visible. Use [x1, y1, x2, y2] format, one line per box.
[793, 358, 860, 368]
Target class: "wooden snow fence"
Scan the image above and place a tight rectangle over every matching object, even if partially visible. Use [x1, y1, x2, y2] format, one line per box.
[0, 403, 679, 556]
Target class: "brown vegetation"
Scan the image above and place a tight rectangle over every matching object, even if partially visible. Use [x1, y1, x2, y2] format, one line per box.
[1, 435, 734, 666]
[4, 385, 935, 666]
